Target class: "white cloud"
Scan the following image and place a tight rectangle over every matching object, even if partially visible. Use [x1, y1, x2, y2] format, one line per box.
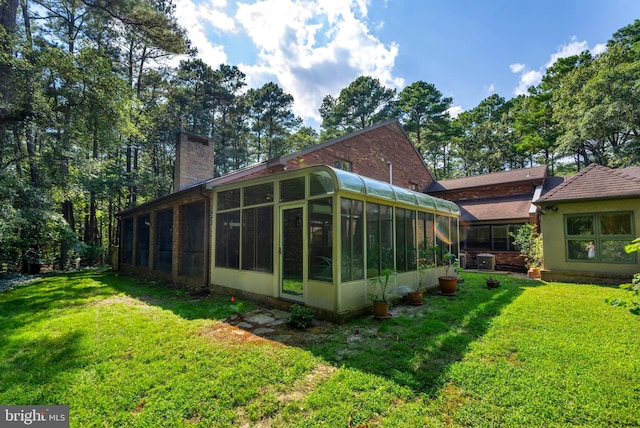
[486, 83, 495, 94]
[511, 36, 605, 97]
[447, 105, 463, 119]
[175, 0, 400, 125]
[545, 36, 588, 68]
[174, 0, 228, 65]
[509, 63, 525, 73]
[592, 43, 607, 56]
[514, 70, 543, 95]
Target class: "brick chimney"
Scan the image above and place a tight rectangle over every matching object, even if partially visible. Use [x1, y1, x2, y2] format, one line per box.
[174, 131, 215, 191]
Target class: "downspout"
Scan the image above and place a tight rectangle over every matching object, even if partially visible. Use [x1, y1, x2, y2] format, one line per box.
[388, 161, 392, 184]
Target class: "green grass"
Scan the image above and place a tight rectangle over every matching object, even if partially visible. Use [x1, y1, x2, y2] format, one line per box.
[1, 270, 639, 427]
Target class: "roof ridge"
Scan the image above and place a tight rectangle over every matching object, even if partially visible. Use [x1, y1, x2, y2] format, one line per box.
[540, 163, 599, 199]
[614, 166, 640, 185]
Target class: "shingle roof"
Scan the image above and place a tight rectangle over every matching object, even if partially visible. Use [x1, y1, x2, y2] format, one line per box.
[537, 164, 640, 203]
[457, 195, 534, 222]
[426, 165, 547, 192]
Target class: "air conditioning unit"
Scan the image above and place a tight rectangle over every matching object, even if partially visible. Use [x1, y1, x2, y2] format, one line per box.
[458, 253, 467, 270]
[477, 253, 495, 271]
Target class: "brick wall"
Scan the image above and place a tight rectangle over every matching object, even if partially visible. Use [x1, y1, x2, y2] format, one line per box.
[119, 188, 210, 290]
[286, 125, 434, 190]
[174, 132, 215, 191]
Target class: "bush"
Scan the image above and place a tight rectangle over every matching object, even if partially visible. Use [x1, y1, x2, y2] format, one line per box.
[287, 304, 314, 330]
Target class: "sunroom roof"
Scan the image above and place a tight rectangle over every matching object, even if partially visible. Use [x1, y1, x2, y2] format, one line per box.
[330, 167, 460, 215]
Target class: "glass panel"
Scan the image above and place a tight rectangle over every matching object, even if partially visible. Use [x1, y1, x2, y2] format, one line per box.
[215, 210, 240, 269]
[122, 218, 133, 264]
[493, 225, 508, 251]
[436, 215, 451, 263]
[310, 171, 334, 196]
[465, 225, 491, 250]
[217, 189, 240, 210]
[155, 209, 173, 272]
[417, 212, 436, 265]
[451, 217, 460, 257]
[244, 183, 274, 206]
[333, 168, 365, 193]
[416, 193, 436, 210]
[601, 240, 635, 263]
[282, 207, 304, 295]
[181, 202, 205, 276]
[567, 215, 594, 236]
[280, 177, 305, 202]
[341, 199, 364, 282]
[242, 206, 273, 272]
[136, 215, 150, 267]
[600, 213, 632, 235]
[567, 239, 593, 260]
[395, 208, 417, 272]
[366, 203, 394, 277]
[394, 186, 417, 205]
[309, 198, 333, 282]
[362, 176, 395, 200]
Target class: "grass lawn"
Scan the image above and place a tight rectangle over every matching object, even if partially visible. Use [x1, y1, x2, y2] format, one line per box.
[1, 269, 639, 427]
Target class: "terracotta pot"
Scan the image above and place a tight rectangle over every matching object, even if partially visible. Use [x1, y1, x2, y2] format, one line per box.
[528, 267, 541, 279]
[438, 276, 458, 296]
[372, 300, 390, 318]
[407, 290, 424, 306]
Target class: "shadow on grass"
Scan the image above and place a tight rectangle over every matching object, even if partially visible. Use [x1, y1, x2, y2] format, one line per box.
[304, 273, 545, 396]
[0, 330, 85, 403]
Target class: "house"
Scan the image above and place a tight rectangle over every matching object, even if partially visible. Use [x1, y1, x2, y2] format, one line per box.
[117, 120, 461, 321]
[535, 163, 640, 284]
[426, 166, 551, 271]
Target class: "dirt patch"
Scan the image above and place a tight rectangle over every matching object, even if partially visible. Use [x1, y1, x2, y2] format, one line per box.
[198, 322, 283, 346]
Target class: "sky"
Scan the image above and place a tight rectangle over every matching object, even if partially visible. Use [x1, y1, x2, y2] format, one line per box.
[173, 0, 640, 128]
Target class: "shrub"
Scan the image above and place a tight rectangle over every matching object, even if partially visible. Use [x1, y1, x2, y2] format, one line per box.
[287, 304, 314, 330]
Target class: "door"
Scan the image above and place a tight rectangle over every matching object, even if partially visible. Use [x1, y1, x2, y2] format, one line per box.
[280, 206, 305, 301]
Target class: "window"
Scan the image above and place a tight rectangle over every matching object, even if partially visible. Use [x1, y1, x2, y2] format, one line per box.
[310, 171, 334, 196]
[180, 202, 205, 276]
[244, 183, 273, 206]
[436, 215, 451, 263]
[417, 211, 436, 265]
[215, 210, 240, 269]
[155, 209, 173, 272]
[334, 158, 352, 172]
[218, 189, 240, 210]
[566, 212, 635, 263]
[122, 218, 133, 264]
[463, 224, 523, 252]
[395, 208, 416, 272]
[367, 203, 393, 277]
[409, 182, 418, 191]
[341, 199, 364, 282]
[136, 215, 150, 266]
[242, 206, 273, 272]
[309, 198, 333, 281]
[280, 177, 305, 202]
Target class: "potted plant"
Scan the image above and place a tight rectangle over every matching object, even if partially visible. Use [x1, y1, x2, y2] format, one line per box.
[369, 267, 395, 318]
[404, 246, 438, 305]
[486, 276, 500, 289]
[510, 223, 543, 279]
[438, 252, 460, 296]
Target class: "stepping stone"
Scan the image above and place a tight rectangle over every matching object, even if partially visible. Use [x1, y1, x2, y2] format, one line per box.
[253, 327, 275, 335]
[236, 322, 253, 329]
[245, 314, 275, 325]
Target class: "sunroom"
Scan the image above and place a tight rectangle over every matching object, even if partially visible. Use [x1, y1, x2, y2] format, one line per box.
[209, 165, 460, 320]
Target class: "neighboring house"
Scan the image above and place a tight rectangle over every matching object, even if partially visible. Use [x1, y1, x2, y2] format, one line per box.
[535, 163, 640, 284]
[117, 120, 460, 321]
[426, 166, 551, 271]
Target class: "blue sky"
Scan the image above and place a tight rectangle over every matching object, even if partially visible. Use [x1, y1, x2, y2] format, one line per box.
[174, 0, 640, 128]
